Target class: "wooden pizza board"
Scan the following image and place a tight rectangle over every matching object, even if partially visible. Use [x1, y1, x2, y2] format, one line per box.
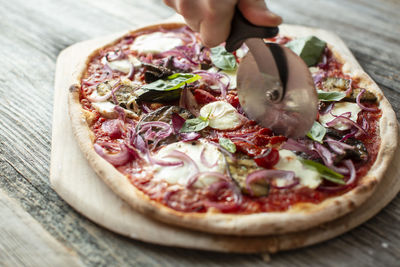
[50, 23, 400, 254]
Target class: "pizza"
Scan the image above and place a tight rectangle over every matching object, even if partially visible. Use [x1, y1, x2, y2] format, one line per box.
[68, 22, 398, 236]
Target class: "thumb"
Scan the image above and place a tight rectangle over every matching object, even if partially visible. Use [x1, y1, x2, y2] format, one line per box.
[238, 0, 282, 26]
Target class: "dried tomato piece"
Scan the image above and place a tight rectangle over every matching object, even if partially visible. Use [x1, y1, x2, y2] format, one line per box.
[254, 148, 279, 169]
[193, 89, 217, 104]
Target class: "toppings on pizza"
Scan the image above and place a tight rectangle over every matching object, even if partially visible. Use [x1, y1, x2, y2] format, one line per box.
[199, 101, 242, 130]
[153, 141, 225, 188]
[77, 25, 383, 215]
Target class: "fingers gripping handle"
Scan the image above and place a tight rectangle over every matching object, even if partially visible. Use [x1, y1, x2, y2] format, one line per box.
[225, 7, 279, 52]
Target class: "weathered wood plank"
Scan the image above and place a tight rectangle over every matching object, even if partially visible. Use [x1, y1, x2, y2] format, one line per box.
[0, 0, 399, 266]
[0, 190, 83, 267]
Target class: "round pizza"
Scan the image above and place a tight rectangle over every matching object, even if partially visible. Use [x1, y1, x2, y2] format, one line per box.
[68, 22, 398, 236]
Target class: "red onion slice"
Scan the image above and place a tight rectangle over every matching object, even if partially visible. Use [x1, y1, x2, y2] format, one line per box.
[180, 132, 201, 142]
[317, 159, 355, 192]
[165, 150, 199, 172]
[326, 115, 367, 136]
[86, 91, 112, 102]
[246, 169, 296, 196]
[94, 143, 131, 166]
[125, 63, 135, 80]
[356, 89, 379, 112]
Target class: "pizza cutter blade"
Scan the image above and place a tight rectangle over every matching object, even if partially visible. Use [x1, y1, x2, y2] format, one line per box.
[226, 10, 318, 138]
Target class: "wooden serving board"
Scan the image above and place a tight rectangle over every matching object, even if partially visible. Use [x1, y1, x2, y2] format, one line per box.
[50, 23, 400, 254]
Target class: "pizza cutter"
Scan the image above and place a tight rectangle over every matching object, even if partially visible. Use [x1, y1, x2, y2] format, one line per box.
[225, 9, 318, 138]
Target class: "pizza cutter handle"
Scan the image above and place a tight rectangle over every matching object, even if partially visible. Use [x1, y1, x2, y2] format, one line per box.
[225, 7, 279, 52]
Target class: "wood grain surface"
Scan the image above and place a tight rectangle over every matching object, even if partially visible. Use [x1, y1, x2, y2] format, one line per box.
[1, 0, 399, 266]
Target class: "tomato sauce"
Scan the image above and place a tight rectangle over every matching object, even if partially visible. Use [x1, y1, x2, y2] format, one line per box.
[80, 29, 382, 214]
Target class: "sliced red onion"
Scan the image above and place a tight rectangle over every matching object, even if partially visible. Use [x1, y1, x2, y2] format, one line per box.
[246, 169, 296, 196]
[111, 83, 122, 105]
[105, 50, 125, 61]
[345, 79, 353, 96]
[147, 152, 184, 167]
[325, 138, 354, 155]
[326, 115, 367, 136]
[94, 143, 131, 166]
[141, 103, 151, 113]
[103, 62, 114, 79]
[362, 116, 370, 132]
[125, 63, 135, 80]
[164, 150, 199, 180]
[314, 142, 334, 166]
[180, 132, 201, 142]
[282, 139, 319, 159]
[356, 89, 379, 112]
[171, 113, 185, 134]
[340, 128, 358, 142]
[317, 159, 355, 192]
[86, 91, 112, 102]
[200, 148, 218, 168]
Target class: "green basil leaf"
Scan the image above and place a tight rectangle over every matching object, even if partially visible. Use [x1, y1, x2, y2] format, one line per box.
[317, 90, 346, 102]
[141, 73, 201, 91]
[180, 117, 209, 133]
[301, 159, 345, 185]
[210, 46, 237, 71]
[285, 36, 326, 67]
[307, 121, 326, 143]
[219, 137, 236, 153]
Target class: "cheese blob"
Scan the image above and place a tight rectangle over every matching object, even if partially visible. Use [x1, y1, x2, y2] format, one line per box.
[101, 57, 131, 74]
[319, 102, 361, 130]
[199, 101, 242, 130]
[274, 149, 322, 189]
[130, 32, 183, 54]
[91, 102, 118, 119]
[152, 141, 226, 188]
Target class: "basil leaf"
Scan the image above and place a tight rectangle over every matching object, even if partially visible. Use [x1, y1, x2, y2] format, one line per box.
[317, 90, 346, 102]
[219, 138, 236, 153]
[307, 121, 326, 143]
[141, 73, 201, 91]
[180, 117, 209, 133]
[285, 36, 326, 67]
[301, 159, 345, 185]
[210, 46, 237, 71]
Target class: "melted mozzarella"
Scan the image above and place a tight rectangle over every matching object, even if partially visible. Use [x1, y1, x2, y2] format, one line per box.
[152, 141, 225, 188]
[130, 32, 183, 54]
[101, 57, 131, 74]
[275, 149, 322, 189]
[91, 102, 118, 118]
[199, 101, 242, 130]
[319, 102, 361, 130]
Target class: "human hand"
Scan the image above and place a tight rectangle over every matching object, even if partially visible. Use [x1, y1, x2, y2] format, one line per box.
[163, 0, 282, 47]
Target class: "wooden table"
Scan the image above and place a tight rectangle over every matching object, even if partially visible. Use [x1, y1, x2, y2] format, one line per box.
[1, 0, 399, 266]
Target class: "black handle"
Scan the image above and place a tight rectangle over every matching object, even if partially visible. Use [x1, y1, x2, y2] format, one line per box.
[225, 7, 279, 52]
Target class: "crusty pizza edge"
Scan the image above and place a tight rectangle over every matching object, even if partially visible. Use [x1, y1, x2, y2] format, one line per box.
[67, 22, 398, 236]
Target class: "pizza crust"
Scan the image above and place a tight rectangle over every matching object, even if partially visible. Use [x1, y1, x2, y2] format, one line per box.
[68, 23, 398, 236]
